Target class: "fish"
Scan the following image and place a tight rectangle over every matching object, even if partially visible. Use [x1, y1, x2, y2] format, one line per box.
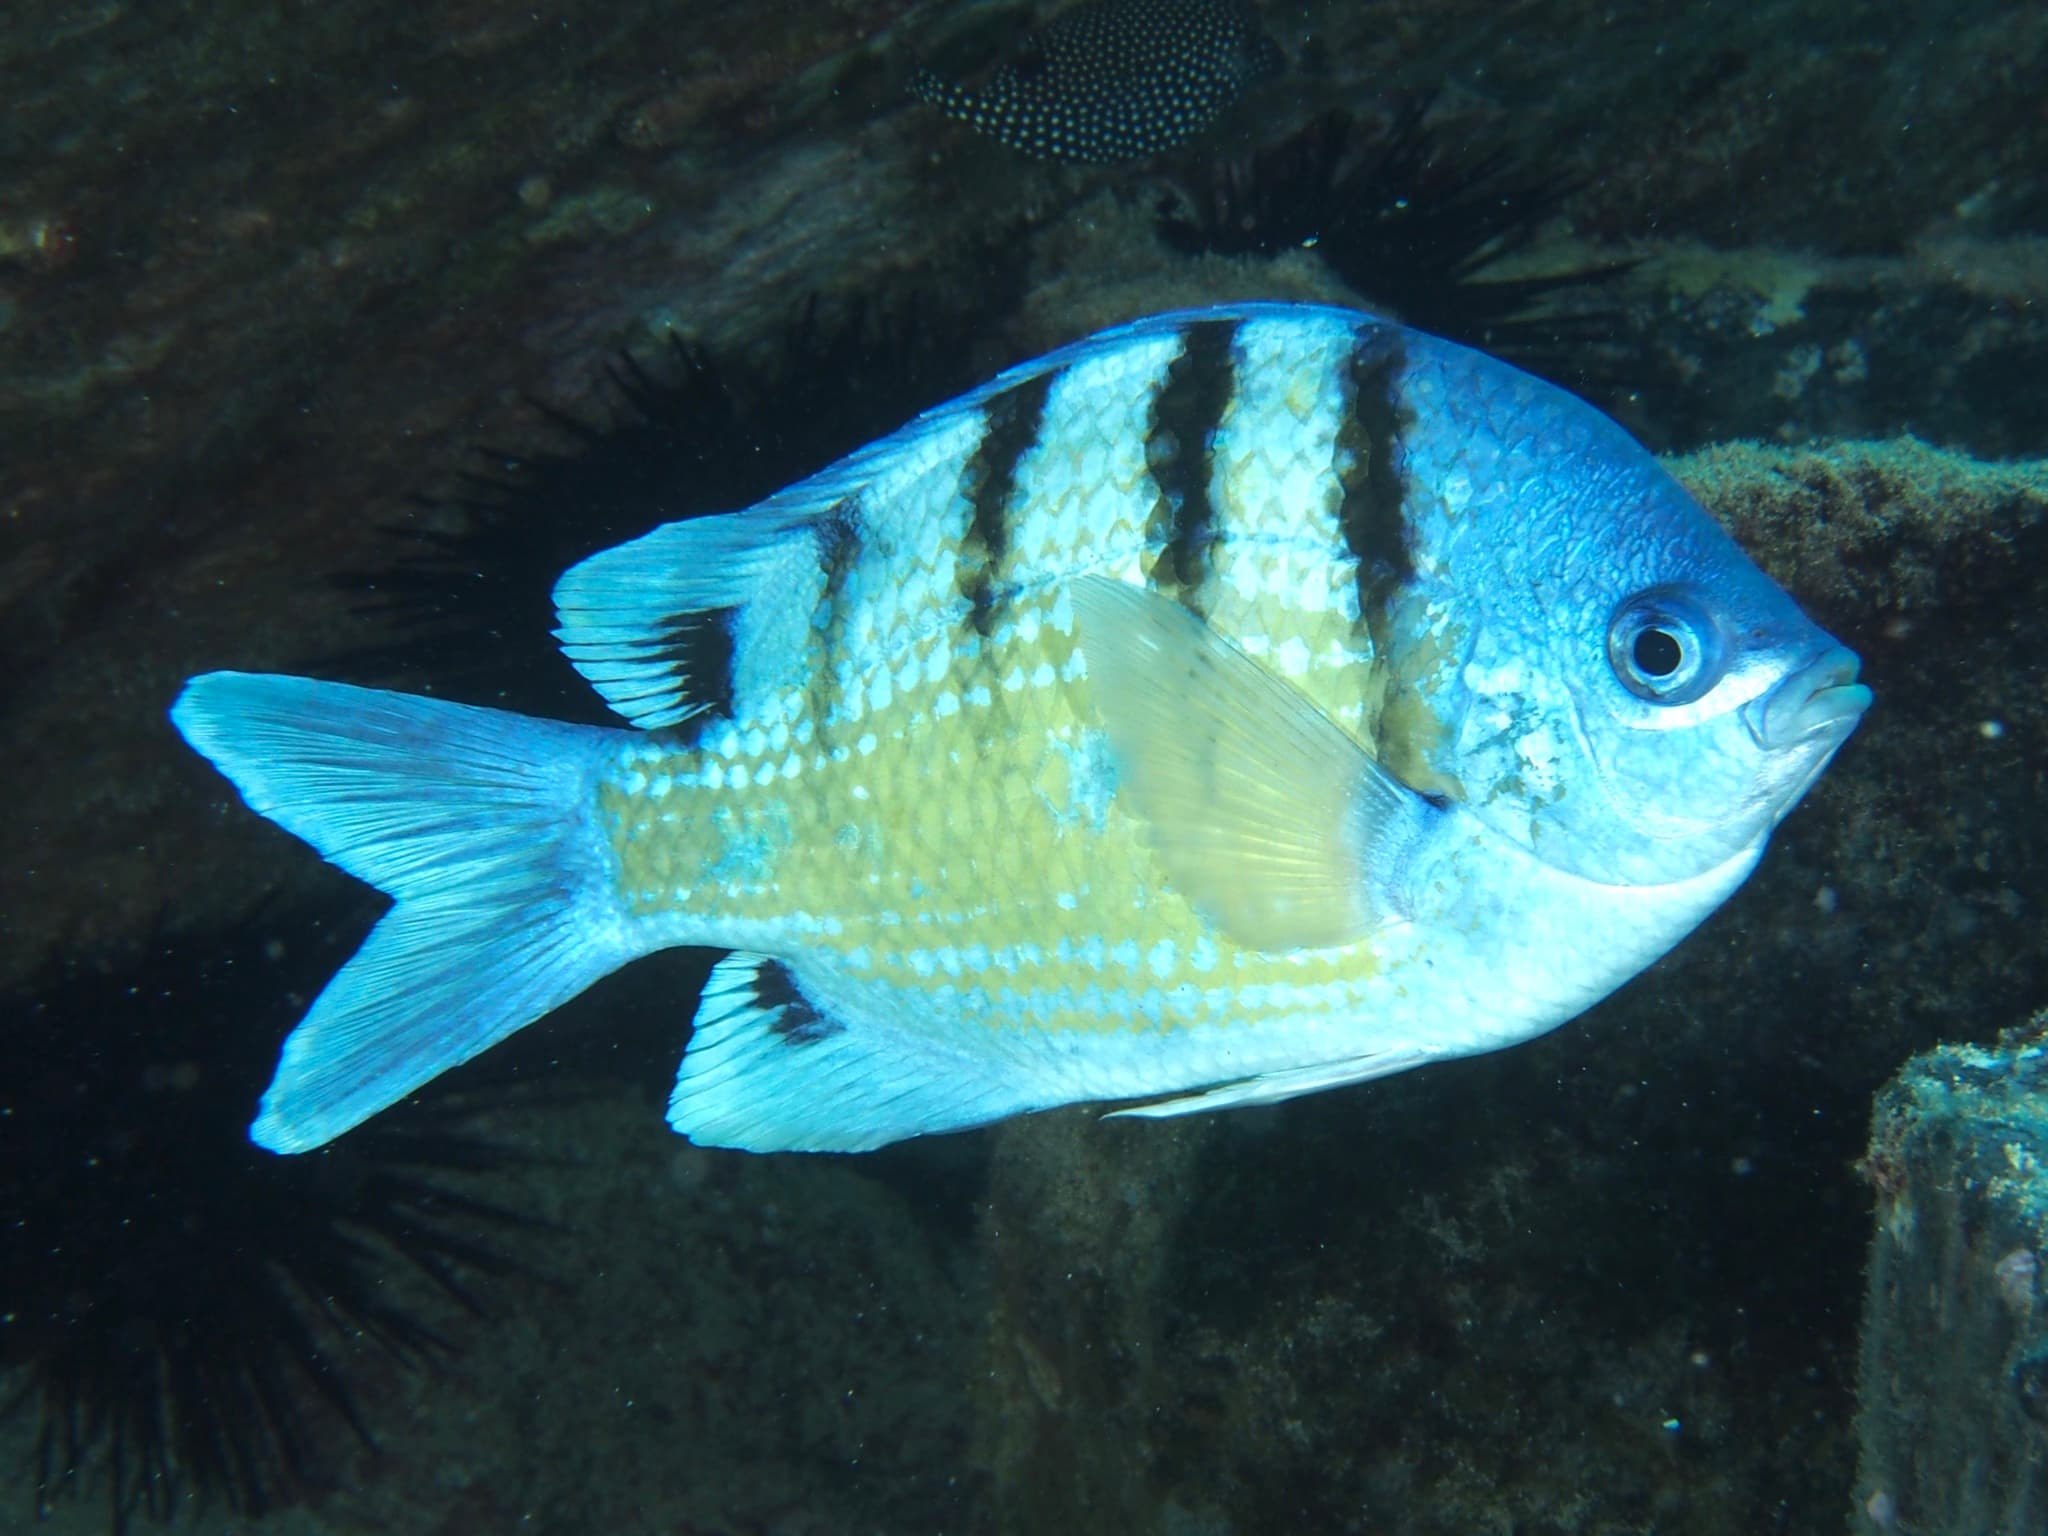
[170, 302, 1871, 1156]
[909, 0, 1284, 163]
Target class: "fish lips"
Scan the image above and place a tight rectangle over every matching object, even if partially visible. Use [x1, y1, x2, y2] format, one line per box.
[1743, 644, 1872, 754]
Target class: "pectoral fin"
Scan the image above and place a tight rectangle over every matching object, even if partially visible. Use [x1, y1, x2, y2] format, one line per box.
[1068, 575, 1438, 953]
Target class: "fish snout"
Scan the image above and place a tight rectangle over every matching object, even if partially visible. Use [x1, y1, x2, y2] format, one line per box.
[1743, 645, 1872, 752]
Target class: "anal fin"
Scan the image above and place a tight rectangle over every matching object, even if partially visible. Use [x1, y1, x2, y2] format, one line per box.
[671, 954, 1027, 1152]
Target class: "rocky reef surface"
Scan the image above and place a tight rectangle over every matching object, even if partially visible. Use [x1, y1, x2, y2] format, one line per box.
[1855, 1016, 2048, 1536]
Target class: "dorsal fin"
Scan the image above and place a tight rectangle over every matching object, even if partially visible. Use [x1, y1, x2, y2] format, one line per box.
[551, 307, 1397, 731]
[551, 503, 839, 729]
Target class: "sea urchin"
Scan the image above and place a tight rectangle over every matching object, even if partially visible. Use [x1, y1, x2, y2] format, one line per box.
[0, 893, 540, 1532]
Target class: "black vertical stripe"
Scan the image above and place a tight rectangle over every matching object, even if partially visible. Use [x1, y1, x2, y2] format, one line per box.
[808, 495, 865, 691]
[1335, 333, 1414, 650]
[959, 372, 1056, 635]
[1144, 317, 1240, 608]
[816, 495, 861, 601]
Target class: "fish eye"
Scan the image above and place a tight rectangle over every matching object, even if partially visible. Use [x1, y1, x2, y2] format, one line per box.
[1607, 589, 1722, 705]
[1633, 627, 1683, 677]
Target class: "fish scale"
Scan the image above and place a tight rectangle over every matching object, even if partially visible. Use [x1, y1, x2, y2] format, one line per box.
[600, 315, 1381, 1040]
[170, 302, 1868, 1155]
[1199, 317, 1380, 738]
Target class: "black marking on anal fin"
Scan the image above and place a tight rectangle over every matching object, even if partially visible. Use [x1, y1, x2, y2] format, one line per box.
[1336, 334, 1416, 644]
[755, 959, 842, 1047]
[959, 372, 1055, 635]
[1144, 317, 1240, 610]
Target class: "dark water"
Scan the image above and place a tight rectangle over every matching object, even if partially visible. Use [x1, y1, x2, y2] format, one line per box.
[2, 1, 2044, 1532]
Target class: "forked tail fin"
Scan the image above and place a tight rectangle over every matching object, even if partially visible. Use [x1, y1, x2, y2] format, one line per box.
[171, 672, 636, 1153]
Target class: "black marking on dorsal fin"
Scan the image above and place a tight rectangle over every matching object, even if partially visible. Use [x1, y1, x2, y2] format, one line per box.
[958, 372, 1055, 635]
[1336, 333, 1416, 652]
[753, 958, 842, 1047]
[555, 502, 836, 730]
[1143, 317, 1240, 612]
[648, 610, 736, 728]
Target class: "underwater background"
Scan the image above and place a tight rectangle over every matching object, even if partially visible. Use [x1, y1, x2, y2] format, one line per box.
[2, 0, 2045, 1532]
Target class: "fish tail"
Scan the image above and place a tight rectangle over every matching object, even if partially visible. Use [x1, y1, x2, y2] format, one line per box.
[171, 672, 636, 1154]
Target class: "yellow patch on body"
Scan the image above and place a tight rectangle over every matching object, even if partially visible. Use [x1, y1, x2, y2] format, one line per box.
[598, 585, 1390, 1038]
[584, 316, 1474, 1045]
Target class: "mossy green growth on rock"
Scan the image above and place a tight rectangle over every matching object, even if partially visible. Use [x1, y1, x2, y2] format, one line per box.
[1667, 436, 2048, 617]
[1666, 435, 2048, 1083]
[1854, 1012, 2048, 1535]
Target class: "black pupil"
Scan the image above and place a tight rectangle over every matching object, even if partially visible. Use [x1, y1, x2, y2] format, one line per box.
[1633, 627, 1683, 678]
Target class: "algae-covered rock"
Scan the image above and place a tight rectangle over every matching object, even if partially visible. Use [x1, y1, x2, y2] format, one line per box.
[1671, 437, 2048, 617]
[1670, 438, 2048, 1085]
[1854, 1017, 2048, 1535]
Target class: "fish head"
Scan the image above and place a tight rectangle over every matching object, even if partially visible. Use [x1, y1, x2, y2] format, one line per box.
[1383, 358, 1870, 890]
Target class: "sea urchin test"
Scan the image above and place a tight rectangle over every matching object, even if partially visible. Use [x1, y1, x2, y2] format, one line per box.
[172, 304, 1870, 1154]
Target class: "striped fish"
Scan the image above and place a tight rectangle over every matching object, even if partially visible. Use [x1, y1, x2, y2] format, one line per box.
[910, 0, 1284, 163]
[172, 304, 1869, 1155]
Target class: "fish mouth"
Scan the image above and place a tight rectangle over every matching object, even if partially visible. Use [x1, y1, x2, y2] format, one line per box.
[1743, 645, 1872, 751]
